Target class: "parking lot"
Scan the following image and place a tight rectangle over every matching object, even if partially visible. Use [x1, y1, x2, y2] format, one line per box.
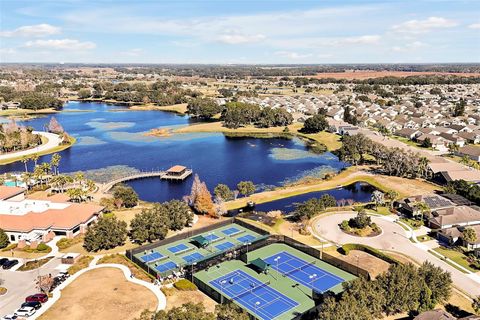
[0, 256, 66, 318]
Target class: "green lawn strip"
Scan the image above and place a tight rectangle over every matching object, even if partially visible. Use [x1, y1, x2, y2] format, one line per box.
[0, 136, 76, 165]
[399, 217, 423, 230]
[339, 243, 400, 265]
[67, 256, 94, 275]
[18, 256, 53, 271]
[432, 247, 478, 273]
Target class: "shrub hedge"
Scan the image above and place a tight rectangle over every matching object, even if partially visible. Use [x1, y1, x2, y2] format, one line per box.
[339, 243, 399, 265]
[173, 279, 197, 291]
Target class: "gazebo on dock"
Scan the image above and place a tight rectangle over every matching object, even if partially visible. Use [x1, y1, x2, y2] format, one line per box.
[160, 165, 192, 180]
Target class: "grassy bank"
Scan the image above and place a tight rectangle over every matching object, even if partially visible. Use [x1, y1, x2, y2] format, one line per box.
[225, 167, 440, 210]
[0, 136, 76, 165]
[0, 108, 59, 118]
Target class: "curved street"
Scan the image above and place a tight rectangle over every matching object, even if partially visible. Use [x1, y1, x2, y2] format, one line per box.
[311, 211, 480, 297]
[0, 131, 62, 162]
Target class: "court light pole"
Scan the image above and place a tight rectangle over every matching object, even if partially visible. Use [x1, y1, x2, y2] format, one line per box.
[274, 256, 281, 274]
[191, 262, 197, 282]
[246, 242, 251, 255]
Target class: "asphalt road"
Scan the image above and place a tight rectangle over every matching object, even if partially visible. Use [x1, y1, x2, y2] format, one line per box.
[312, 212, 480, 297]
[0, 131, 62, 162]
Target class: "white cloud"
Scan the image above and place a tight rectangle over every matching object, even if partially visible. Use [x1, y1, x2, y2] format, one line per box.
[121, 48, 143, 56]
[0, 24, 61, 37]
[391, 17, 457, 34]
[216, 33, 266, 45]
[24, 39, 96, 50]
[335, 35, 381, 45]
[392, 41, 427, 52]
[469, 23, 480, 29]
[274, 51, 313, 60]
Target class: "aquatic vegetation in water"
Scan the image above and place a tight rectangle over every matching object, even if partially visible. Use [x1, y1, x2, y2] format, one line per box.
[69, 165, 140, 183]
[281, 165, 338, 185]
[108, 131, 158, 143]
[270, 147, 318, 160]
[77, 136, 107, 146]
[86, 121, 135, 131]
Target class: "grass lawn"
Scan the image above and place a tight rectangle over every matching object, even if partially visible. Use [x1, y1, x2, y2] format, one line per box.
[98, 254, 152, 282]
[67, 256, 94, 275]
[0, 136, 76, 165]
[366, 206, 392, 216]
[0, 108, 58, 118]
[297, 131, 342, 151]
[38, 268, 157, 320]
[129, 103, 188, 114]
[433, 246, 480, 273]
[399, 217, 424, 230]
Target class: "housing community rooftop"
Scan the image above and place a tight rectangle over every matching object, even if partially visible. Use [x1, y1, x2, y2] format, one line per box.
[128, 218, 359, 320]
[0, 186, 104, 247]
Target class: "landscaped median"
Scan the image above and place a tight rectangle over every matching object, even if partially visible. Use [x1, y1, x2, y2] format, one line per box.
[432, 246, 480, 273]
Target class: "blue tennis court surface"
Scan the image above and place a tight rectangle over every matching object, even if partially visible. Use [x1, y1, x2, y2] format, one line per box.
[205, 234, 220, 242]
[168, 243, 189, 253]
[222, 227, 241, 236]
[140, 252, 163, 262]
[237, 234, 256, 243]
[182, 252, 204, 263]
[215, 241, 235, 251]
[155, 261, 177, 273]
[264, 251, 344, 293]
[209, 270, 298, 320]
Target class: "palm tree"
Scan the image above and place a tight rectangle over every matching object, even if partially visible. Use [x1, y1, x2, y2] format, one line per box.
[460, 155, 471, 166]
[417, 157, 429, 178]
[386, 190, 399, 208]
[413, 201, 431, 222]
[51, 175, 73, 193]
[21, 172, 32, 189]
[31, 153, 39, 167]
[50, 153, 61, 175]
[448, 143, 459, 155]
[21, 156, 29, 173]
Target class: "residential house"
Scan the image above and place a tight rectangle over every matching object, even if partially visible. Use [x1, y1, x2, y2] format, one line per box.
[429, 206, 480, 230]
[457, 145, 480, 162]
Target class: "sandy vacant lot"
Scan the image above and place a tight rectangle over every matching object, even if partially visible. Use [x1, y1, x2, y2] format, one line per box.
[311, 71, 480, 80]
[39, 268, 157, 320]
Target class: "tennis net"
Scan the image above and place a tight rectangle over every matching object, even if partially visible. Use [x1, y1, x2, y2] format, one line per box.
[229, 281, 271, 300]
[282, 261, 316, 276]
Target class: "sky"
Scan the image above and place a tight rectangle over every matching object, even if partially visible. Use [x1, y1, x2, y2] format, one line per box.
[0, 0, 479, 64]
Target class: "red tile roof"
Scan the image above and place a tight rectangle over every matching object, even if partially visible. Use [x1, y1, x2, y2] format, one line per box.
[0, 203, 104, 233]
[0, 186, 25, 200]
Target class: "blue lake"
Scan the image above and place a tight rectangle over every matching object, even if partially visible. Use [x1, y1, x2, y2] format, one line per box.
[251, 182, 376, 214]
[0, 101, 350, 203]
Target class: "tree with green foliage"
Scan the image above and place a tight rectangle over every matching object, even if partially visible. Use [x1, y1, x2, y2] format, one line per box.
[77, 89, 91, 99]
[0, 228, 9, 249]
[417, 261, 452, 306]
[462, 227, 478, 245]
[187, 97, 223, 119]
[112, 184, 139, 208]
[453, 98, 466, 116]
[236, 181, 255, 197]
[472, 296, 480, 315]
[371, 190, 385, 210]
[300, 114, 328, 133]
[50, 153, 61, 175]
[293, 194, 336, 220]
[421, 137, 432, 148]
[317, 293, 372, 320]
[378, 263, 422, 315]
[164, 199, 193, 230]
[83, 216, 127, 252]
[214, 184, 234, 201]
[130, 204, 170, 243]
[342, 276, 386, 319]
[215, 303, 249, 320]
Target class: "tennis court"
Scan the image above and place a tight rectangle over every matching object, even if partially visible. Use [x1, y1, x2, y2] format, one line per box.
[209, 270, 298, 320]
[215, 241, 235, 251]
[168, 243, 190, 254]
[140, 251, 164, 263]
[264, 251, 344, 293]
[182, 252, 204, 263]
[222, 227, 242, 236]
[204, 234, 220, 242]
[237, 234, 256, 243]
[155, 261, 177, 273]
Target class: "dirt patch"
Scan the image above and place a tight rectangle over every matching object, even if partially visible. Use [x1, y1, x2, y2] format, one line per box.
[143, 128, 172, 137]
[162, 287, 217, 313]
[38, 268, 156, 320]
[341, 249, 390, 279]
[311, 71, 480, 80]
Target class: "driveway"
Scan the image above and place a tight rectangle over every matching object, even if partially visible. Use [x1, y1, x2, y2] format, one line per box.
[0, 131, 62, 162]
[0, 256, 64, 317]
[311, 212, 480, 297]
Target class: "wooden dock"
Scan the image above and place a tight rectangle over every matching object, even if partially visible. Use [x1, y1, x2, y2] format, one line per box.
[159, 168, 193, 180]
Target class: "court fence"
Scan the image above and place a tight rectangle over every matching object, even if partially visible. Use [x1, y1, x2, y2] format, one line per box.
[126, 217, 271, 279]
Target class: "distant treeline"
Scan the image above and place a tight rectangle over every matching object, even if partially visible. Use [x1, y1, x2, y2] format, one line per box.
[292, 75, 480, 86]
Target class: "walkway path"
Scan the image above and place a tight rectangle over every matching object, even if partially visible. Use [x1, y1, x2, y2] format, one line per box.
[31, 263, 166, 319]
[0, 131, 62, 162]
[311, 211, 480, 297]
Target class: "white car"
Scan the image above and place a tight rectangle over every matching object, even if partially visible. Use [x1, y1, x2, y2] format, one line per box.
[15, 306, 36, 317]
[2, 314, 18, 320]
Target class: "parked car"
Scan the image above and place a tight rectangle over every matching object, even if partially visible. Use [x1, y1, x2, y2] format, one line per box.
[14, 306, 36, 317]
[25, 293, 48, 303]
[20, 301, 42, 310]
[0, 258, 9, 266]
[1, 314, 18, 320]
[2, 259, 18, 270]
